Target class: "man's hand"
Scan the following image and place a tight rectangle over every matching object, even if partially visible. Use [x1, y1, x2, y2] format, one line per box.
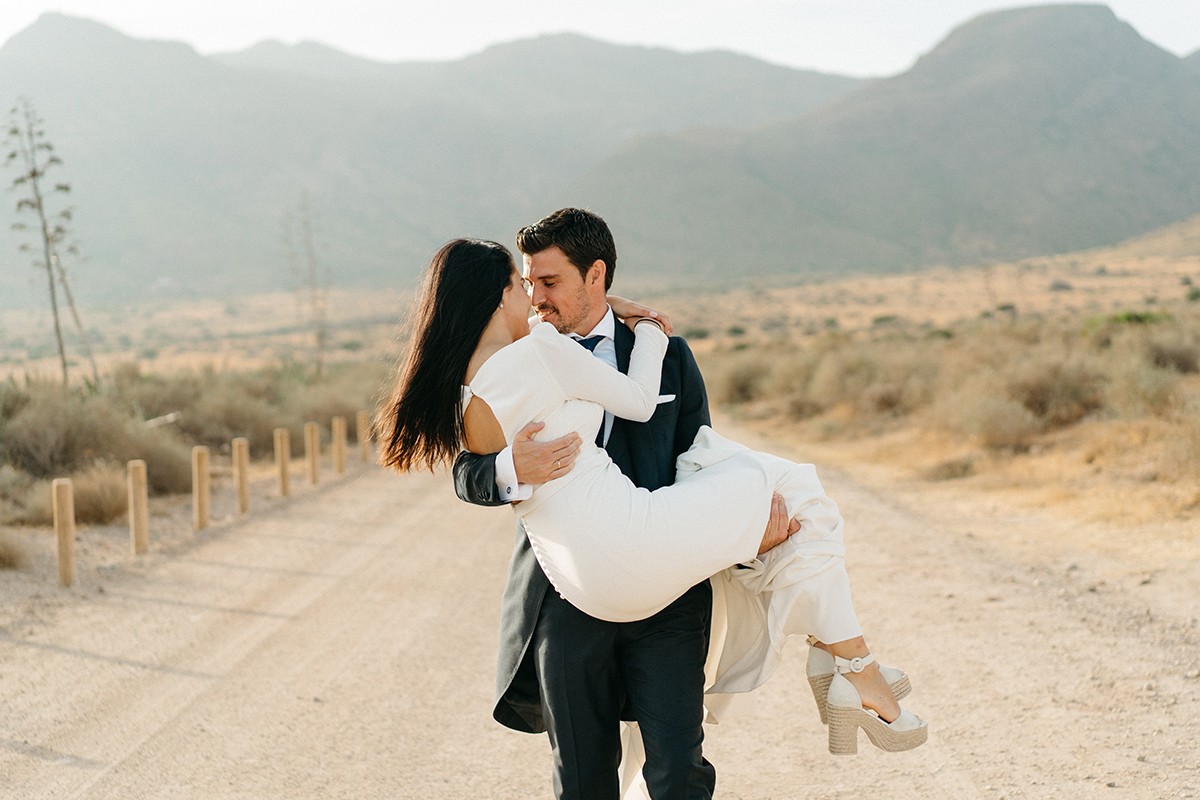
[758, 493, 800, 555]
[513, 421, 582, 485]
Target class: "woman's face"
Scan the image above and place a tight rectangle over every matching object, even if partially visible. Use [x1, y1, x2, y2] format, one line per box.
[502, 268, 532, 337]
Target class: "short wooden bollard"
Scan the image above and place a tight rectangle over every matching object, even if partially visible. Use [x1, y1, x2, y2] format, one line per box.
[304, 422, 320, 485]
[232, 437, 250, 515]
[332, 416, 346, 476]
[357, 410, 371, 463]
[274, 427, 290, 497]
[52, 478, 76, 587]
[192, 446, 210, 531]
[128, 460, 149, 555]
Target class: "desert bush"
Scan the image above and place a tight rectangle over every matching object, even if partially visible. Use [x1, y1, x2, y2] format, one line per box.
[5, 478, 51, 525]
[955, 392, 1043, 451]
[1148, 342, 1199, 374]
[0, 377, 30, 421]
[1105, 358, 1180, 417]
[70, 463, 128, 524]
[1007, 358, 1104, 428]
[0, 530, 30, 570]
[923, 457, 975, 481]
[1, 382, 193, 494]
[182, 385, 284, 457]
[704, 350, 776, 405]
[1163, 402, 1200, 480]
[807, 350, 880, 410]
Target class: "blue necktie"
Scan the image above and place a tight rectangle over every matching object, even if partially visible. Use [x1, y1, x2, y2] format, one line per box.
[576, 335, 605, 352]
[575, 335, 608, 445]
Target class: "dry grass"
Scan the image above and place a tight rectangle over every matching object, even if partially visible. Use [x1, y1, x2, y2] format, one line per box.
[71, 463, 129, 525]
[0, 530, 29, 570]
[1, 358, 386, 529]
[698, 292, 1200, 528]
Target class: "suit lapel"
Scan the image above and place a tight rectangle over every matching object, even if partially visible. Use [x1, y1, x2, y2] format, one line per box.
[604, 324, 635, 470]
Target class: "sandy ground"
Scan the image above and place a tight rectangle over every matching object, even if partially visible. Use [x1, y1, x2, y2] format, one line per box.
[1, 424, 1198, 799]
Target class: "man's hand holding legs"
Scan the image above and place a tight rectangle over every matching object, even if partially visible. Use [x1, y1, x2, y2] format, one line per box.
[513, 420, 582, 485]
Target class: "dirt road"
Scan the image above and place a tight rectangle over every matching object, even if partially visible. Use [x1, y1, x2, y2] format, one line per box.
[2, 426, 1197, 799]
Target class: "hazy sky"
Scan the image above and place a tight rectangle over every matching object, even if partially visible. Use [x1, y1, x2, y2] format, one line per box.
[2, 1, 1198, 76]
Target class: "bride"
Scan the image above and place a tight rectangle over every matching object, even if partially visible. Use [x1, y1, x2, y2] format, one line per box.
[378, 237, 926, 755]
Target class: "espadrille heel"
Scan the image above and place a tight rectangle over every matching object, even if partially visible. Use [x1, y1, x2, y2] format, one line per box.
[826, 672, 927, 755]
[805, 638, 912, 725]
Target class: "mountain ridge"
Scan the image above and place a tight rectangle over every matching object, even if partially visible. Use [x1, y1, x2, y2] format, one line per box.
[563, 4, 1200, 276]
[2, 6, 1199, 309]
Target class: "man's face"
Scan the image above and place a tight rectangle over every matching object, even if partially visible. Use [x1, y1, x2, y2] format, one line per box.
[522, 245, 603, 334]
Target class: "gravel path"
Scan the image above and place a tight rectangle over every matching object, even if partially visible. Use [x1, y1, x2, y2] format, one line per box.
[2, 426, 1197, 799]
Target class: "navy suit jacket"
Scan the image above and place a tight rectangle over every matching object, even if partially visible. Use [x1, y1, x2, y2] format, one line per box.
[452, 322, 711, 732]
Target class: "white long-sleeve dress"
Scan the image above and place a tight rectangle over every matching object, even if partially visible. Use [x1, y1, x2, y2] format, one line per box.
[466, 320, 862, 697]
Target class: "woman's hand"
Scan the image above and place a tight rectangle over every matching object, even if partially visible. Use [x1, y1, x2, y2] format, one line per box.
[607, 294, 673, 335]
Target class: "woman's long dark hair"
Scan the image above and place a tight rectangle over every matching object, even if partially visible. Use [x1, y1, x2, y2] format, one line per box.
[378, 238, 515, 472]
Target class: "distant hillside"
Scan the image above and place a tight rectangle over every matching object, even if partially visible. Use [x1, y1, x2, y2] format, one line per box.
[567, 4, 1200, 278]
[1084, 212, 1200, 260]
[0, 16, 858, 307]
[1186, 49, 1200, 74]
[2, 7, 1199, 310]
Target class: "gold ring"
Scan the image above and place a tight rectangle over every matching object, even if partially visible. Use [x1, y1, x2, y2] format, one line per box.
[555, 459, 560, 469]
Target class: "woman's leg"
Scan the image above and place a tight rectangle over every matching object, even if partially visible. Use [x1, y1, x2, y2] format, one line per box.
[813, 637, 901, 722]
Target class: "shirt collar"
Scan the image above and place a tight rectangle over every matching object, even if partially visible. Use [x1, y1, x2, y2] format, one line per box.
[574, 306, 616, 341]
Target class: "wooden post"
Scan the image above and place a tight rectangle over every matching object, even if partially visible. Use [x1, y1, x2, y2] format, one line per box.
[192, 445, 210, 530]
[274, 427, 290, 497]
[128, 460, 149, 555]
[52, 478, 75, 587]
[357, 410, 371, 463]
[332, 416, 346, 476]
[232, 437, 250, 514]
[304, 422, 320, 485]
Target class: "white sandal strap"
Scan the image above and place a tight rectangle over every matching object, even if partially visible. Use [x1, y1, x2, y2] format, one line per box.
[833, 653, 877, 674]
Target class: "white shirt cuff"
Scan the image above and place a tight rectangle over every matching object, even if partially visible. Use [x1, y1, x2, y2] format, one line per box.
[494, 446, 533, 502]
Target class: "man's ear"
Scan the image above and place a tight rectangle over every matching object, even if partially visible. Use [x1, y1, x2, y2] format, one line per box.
[588, 260, 607, 289]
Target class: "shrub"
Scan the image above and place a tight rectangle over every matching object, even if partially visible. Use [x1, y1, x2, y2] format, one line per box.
[0, 378, 30, 421]
[923, 457, 975, 481]
[807, 351, 880, 411]
[1109, 311, 1171, 326]
[1163, 403, 1200, 479]
[1105, 356, 1180, 418]
[183, 386, 284, 457]
[705, 351, 774, 405]
[0, 530, 29, 570]
[1, 383, 193, 494]
[959, 393, 1043, 451]
[70, 463, 128, 524]
[1007, 360, 1104, 428]
[1148, 342, 1199, 374]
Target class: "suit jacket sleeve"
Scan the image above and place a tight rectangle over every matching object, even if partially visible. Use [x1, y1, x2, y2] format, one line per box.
[672, 337, 712, 459]
[452, 450, 509, 507]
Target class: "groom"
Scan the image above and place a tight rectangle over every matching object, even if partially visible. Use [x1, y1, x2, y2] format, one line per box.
[453, 208, 791, 799]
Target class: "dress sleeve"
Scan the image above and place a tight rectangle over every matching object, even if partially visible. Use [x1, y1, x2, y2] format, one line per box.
[535, 321, 667, 423]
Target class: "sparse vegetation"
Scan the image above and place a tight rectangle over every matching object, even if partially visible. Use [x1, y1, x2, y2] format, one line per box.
[0, 361, 386, 525]
[700, 303, 1199, 474]
[0, 530, 29, 570]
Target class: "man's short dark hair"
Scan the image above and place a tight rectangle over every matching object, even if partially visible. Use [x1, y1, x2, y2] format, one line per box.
[516, 208, 617, 291]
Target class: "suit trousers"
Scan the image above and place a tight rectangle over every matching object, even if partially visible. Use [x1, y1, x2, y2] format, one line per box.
[533, 580, 716, 800]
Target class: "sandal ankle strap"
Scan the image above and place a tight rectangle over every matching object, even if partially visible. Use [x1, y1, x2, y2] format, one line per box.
[833, 653, 876, 674]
